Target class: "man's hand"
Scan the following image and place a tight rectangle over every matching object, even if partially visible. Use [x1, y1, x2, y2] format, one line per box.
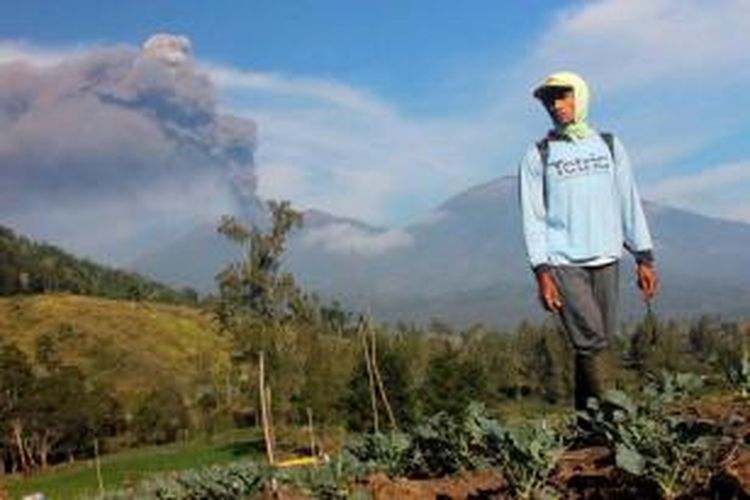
[636, 263, 658, 301]
[536, 270, 563, 312]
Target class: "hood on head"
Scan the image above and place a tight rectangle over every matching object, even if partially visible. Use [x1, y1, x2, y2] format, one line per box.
[533, 71, 590, 124]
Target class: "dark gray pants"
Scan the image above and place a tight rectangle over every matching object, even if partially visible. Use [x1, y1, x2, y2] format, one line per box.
[552, 261, 620, 409]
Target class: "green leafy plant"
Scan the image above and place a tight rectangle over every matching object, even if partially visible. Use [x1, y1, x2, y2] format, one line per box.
[345, 401, 508, 479]
[716, 335, 750, 398]
[495, 419, 565, 499]
[99, 461, 266, 499]
[580, 373, 717, 499]
[398, 401, 511, 477]
[401, 411, 478, 477]
[345, 431, 411, 476]
[278, 453, 370, 499]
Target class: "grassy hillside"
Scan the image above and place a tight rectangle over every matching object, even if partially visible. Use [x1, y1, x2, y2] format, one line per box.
[5, 428, 263, 500]
[0, 294, 231, 408]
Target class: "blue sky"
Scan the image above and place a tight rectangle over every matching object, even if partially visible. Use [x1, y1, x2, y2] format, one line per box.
[1, 0, 750, 260]
[0, 1, 553, 87]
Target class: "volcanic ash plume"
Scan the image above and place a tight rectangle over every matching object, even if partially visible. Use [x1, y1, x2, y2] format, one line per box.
[142, 34, 193, 66]
[0, 33, 261, 259]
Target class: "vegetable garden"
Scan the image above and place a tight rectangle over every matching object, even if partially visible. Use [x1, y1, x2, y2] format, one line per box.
[99, 371, 750, 499]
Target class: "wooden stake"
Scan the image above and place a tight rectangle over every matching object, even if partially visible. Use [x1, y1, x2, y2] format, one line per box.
[259, 351, 274, 465]
[368, 319, 398, 430]
[307, 407, 318, 467]
[225, 369, 232, 409]
[266, 386, 275, 457]
[360, 319, 379, 433]
[94, 437, 105, 496]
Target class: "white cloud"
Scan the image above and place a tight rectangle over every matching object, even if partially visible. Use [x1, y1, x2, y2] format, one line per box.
[6, 172, 235, 263]
[723, 203, 750, 225]
[411, 209, 449, 228]
[224, 74, 483, 226]
[208, 65, 394, 118]
[302, 223, 413, 257]
[643, 160, 750, 224]
[255, 161, 310, 203]
[644, 161, 750, 200]
[535, 0, 750, 93]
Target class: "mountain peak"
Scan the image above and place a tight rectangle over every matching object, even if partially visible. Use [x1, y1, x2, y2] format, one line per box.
[439, 175, 517, 211]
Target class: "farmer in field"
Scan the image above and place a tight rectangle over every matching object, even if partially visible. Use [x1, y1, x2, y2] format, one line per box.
[518, 71, 658, 412]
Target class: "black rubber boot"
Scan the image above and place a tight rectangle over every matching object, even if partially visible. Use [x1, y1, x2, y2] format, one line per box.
[574, 352, 607, 411]
[574, 351, 611, 435]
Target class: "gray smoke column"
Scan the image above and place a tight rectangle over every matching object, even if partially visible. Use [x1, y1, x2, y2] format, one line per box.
[0, 33, 260, 261]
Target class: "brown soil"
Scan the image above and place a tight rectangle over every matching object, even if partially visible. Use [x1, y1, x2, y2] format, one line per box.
[259, 481, 313, 500]
[367, 469, 506, 499]
[683, 394, 750, 441]
[552, 446, 615, 493]
[553, 446, 664, 499]
[710, 446, 750, 499]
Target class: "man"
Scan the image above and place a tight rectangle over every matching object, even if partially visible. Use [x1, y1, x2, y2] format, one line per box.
[518, 71, 658, 411]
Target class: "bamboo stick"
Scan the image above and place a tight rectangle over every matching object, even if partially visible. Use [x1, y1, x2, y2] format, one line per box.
[94, 437, 105, 496]
[307, 407, 318, 467]
[266, 386, 275, 459]
[368, 319, 398, 430]
[259, 351, 274, 465]
[360, 319, 379, 433]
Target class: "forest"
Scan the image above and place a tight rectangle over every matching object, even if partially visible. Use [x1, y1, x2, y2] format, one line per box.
[0, 225, 198, 304]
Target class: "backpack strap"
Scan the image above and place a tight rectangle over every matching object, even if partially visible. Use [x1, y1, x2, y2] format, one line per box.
[599, 132, 616, 161]
[535, 138, 550, 168]
[535, 138, 549, 202]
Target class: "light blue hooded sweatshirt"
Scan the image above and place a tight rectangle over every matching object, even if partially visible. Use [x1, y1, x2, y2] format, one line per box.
[519, 72, 653, 270]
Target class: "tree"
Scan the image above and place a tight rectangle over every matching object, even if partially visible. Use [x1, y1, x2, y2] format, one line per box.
[132, 387, 190, 445]
[0, 342, 35, 473]
[215, 200, 333, 427]
[216, 200, 305, 325]
[319, 300, 354, 335]
[629, 308, 660, 373]
[688, 314, 719, 360]
[420, 344, 488, 420]
[28, 366, 92, 467]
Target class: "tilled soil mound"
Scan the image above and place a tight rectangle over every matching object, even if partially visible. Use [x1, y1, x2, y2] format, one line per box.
[368, 469, 506, 499]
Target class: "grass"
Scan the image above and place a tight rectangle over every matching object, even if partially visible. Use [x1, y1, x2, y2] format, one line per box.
[492, 397, 572, 424]
[0, 294, 231, 408]
[4, 428, 265, 499]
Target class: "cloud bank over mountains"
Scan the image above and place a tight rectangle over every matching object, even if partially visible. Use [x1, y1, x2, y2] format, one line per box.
[302, 223, 414, 257]
[0, 34, 259, 261]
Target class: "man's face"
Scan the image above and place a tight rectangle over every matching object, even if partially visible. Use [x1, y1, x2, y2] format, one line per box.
[542, 88, 575, 125]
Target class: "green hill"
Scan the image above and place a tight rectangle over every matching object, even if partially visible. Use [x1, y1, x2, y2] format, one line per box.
[0, 294, 230, 408]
